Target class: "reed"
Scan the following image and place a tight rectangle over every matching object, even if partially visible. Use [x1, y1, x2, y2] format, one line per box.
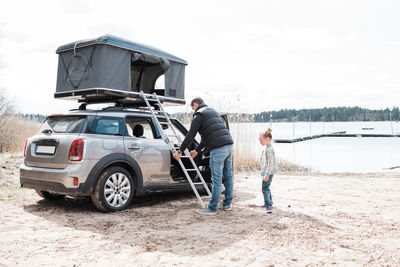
[230, 122, 310, 173]
[0, 115, 40, 153]
[0, 113, 308, 173]
[177, 106, 309, 172]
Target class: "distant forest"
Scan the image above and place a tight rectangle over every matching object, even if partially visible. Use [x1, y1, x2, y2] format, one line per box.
[252, 106, 400, 122]
[176, 106, 400, 123]
[18, 113, 47, 122]
[16, 106, 400, 124]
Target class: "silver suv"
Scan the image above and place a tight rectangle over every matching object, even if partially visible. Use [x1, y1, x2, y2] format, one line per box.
[20, 107, 227, 211]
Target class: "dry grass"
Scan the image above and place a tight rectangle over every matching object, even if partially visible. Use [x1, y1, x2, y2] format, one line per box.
[0, 89, 41, 153]
[230, 122, 310, 173]
[0, 114, 306, 173]
[0, 115, 40, 153]
[182, 120, 309, 173]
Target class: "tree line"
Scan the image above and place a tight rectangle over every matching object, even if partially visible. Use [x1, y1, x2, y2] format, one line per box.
[175, 106, 400, 123]
[18, 113, 47, 122]
[253, 106, 400, 122]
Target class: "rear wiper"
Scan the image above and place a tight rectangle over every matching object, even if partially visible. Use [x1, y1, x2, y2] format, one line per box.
[42, 129, 54, 134]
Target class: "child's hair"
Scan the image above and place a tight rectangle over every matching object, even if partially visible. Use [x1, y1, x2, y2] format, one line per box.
[261, 128, 272, 139]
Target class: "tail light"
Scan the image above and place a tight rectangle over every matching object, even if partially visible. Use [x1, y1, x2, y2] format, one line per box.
[24, 139, 28, 157]
[69, 139, 84, 162]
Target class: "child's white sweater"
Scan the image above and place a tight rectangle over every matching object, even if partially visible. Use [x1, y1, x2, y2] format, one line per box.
[261, 144, 278, 176]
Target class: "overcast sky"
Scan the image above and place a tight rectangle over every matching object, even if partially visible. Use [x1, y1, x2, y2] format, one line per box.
[1, 0, 400, 115]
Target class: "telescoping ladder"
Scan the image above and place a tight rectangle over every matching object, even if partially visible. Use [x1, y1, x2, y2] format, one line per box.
[140, 91, 212, 208]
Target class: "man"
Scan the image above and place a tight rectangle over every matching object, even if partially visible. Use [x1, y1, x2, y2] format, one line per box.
[173, 97, 234, 215]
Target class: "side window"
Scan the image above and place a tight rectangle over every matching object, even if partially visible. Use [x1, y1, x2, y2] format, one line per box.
[126, 117, 156, 139]
[86, 116, 124, 136]
[161, 121, 186, 144]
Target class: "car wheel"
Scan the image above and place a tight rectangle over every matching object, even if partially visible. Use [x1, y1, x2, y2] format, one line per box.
[91, 166, 134, 212]
[35, 190, 65, 200]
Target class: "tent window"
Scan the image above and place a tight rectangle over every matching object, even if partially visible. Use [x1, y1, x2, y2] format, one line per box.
[66, 54, 88, 82]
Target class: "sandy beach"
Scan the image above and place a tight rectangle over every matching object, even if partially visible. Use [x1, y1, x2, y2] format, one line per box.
[1, 153, 400, 266]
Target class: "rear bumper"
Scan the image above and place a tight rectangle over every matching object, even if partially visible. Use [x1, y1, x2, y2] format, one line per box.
[19, 160, 97, 196]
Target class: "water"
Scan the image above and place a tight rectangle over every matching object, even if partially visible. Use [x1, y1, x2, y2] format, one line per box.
[230, 121, 400, 173]
[240, 121, 400, 138]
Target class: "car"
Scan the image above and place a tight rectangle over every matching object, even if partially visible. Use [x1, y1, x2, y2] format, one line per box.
[20, 106, 230, 212]
[20, 35, 233, 211]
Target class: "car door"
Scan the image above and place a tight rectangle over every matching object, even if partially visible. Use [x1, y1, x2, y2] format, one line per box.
[123, 116, 171, 188]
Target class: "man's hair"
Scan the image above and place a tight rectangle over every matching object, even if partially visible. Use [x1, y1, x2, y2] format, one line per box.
[190, 97, 204, 106]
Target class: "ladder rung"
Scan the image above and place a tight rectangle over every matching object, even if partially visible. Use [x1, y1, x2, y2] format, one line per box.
[180, 155, 191, 158]
[159, 122, 170, 124]
[185, 169, 197, 171]
[193, 182, 205, 185]
[201, 196, 211, 199]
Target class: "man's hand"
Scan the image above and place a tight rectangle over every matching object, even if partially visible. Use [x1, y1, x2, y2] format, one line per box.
[173, 151, 182, 161]
[263, 176, 269, 182]
[189, 150, 198, 158]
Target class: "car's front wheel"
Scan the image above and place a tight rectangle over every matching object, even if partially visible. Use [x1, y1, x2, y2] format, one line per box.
[91, 166, 134, 212]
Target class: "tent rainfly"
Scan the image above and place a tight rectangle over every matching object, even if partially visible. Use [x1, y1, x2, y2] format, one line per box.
[55, 34, 187, 103]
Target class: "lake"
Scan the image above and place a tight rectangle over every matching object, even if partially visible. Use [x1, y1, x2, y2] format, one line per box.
[229, 121, 400, 173]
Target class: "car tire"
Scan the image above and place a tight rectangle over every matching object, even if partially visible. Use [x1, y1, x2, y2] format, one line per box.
[35, 190, 65, 200]
[91, 166, 134, 212]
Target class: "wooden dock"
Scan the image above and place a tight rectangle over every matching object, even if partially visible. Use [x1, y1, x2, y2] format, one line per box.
[274, 131, 400, 143]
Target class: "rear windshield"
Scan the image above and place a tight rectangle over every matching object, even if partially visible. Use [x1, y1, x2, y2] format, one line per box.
[40, 116, 87, 133]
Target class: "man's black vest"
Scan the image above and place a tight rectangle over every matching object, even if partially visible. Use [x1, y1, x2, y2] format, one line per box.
[194, 103, 233, 152]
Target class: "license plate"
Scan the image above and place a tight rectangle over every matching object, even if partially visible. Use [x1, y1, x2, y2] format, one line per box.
[35, 145, 56, 155]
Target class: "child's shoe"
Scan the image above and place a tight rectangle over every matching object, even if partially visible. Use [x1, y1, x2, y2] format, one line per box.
[219, 204, 232, 211]
[266, 206, 272, 213]
[223, 205, 232, 211]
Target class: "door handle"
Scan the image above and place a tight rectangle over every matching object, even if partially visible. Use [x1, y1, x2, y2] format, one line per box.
[128, 143, 140, 150]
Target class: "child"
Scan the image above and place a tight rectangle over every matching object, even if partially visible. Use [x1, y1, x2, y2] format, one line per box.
[259, 128, 278, 213]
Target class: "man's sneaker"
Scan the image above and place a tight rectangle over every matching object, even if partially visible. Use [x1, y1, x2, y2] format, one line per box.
[219, 204, 232, 211]
[266, 206, 272, 213]
[197, 208, 217, 215]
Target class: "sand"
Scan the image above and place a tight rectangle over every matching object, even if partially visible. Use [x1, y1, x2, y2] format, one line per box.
[1, 153, 400, 266]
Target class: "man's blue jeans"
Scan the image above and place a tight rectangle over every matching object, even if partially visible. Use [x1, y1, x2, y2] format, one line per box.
[262, 175, 273, 207]
[208, 144, 234, 212]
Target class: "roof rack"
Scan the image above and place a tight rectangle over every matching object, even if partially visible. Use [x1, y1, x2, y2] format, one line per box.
[55, 88, 185, 108]
[101, 105, 164, 114]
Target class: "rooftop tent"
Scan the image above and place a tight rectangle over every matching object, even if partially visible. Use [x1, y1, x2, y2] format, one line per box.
[55, 35, 187, 103]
